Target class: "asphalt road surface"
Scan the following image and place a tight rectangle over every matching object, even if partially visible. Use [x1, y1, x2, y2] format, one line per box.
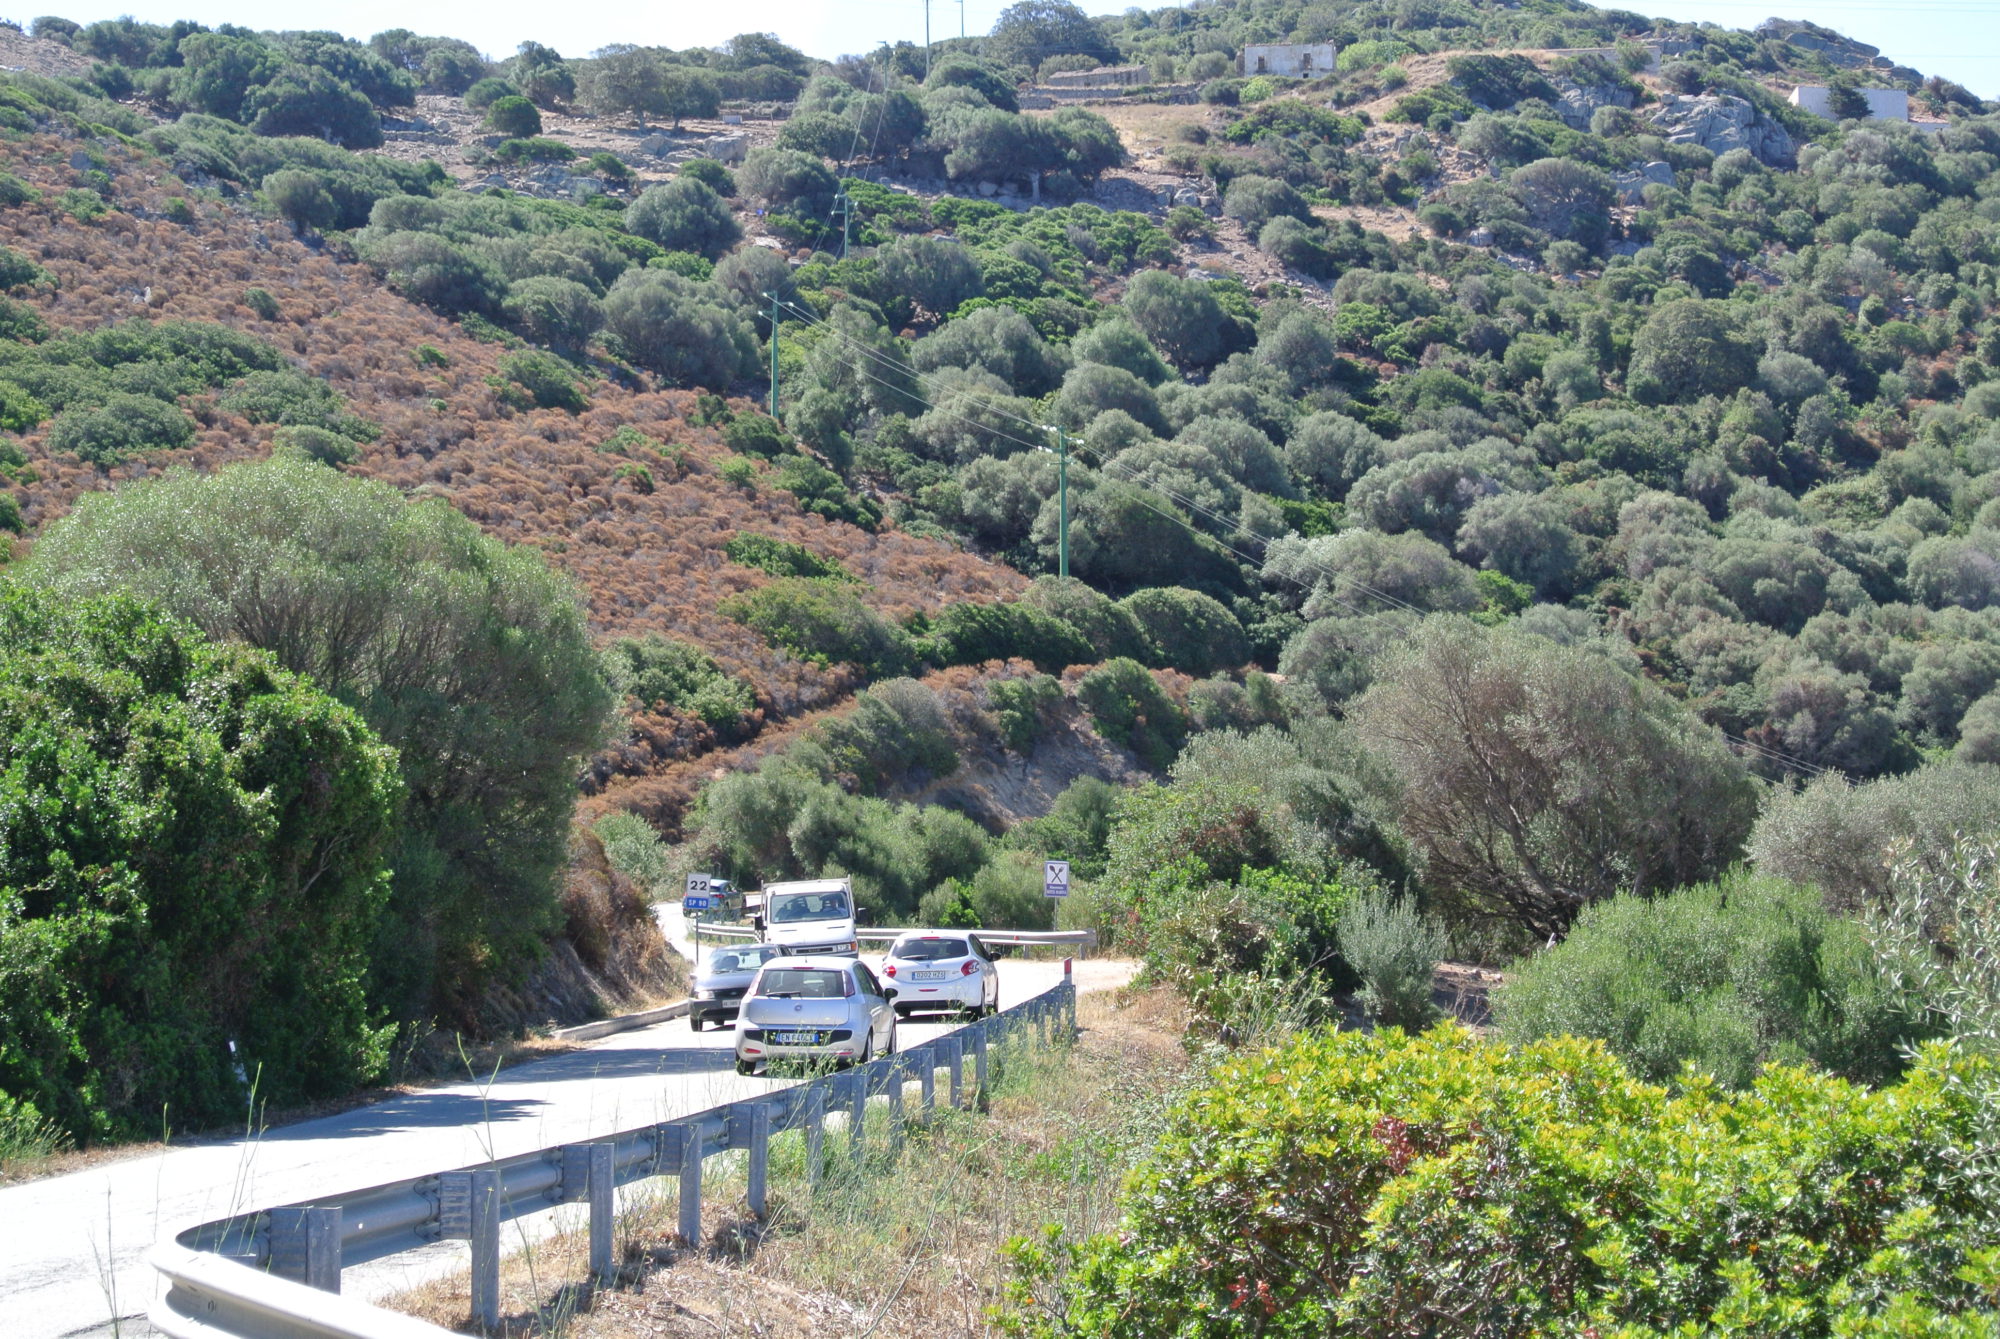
[3, 919, 1127, 1339]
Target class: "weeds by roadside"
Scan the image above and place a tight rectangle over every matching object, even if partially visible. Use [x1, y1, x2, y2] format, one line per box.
[388, 987, 1189, 1338]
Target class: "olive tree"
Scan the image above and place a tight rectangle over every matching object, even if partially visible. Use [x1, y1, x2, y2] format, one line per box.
[1351, 616, 1758, 937]
[602, 269, 757, 388]
[624, 177, 741, 258]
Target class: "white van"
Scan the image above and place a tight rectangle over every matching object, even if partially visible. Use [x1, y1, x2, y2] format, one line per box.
[755, 877, 860, 956]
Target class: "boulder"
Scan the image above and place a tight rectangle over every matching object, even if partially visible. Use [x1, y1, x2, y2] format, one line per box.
[977, 179, 1000, 197]
[1645, 94, 1794, 168]
[1553, 79, 1636, 130]
[638, 134, 674, 157]
[706, 133, 749, 164]
[1610, 159, 1676, 204]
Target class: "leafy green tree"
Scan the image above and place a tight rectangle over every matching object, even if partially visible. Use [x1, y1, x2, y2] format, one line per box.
[1122, 270, 1229, 370]
[170, 32, 279, 121]
[262, 168, 335, 233]
[1119, 586, 1249, 676]
[1284, 411, 1386, 499]
[0, 581, 401, 1142]
[45, 394, 194, 465]
[601, 269, 756, 388]
[623, 178, 741, 259]
[1507, 157, 1615, 246]
[27, 457, 614, 1023]
[880, 234, 986, 321]
[986, 0, 1115, 71]
[1627, 298, 1759, 405]
[243, 66, 383, 148]
[737, 147, 839, 216]
[508, 41, 575, 107]
[1072, 316, 1170, 386]
[660, 65, 721, 129]
[1223, 173, 1312, 234]
[501, 275, 604, 352]
[924, 55, 1019, 112]
[463, 75, 515, 109]
[579, 45, 667, 125]
[1351, 616, 1758, 938]
[483, 93, 540, 137]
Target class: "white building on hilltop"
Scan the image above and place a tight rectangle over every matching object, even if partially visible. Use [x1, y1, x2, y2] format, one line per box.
[1240, 43, 1336, 77]
[1789, 85, 1910, 122]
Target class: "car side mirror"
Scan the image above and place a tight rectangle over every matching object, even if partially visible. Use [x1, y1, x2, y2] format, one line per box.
[751, 915, 764, 932]
[882, 986, 899, 1000]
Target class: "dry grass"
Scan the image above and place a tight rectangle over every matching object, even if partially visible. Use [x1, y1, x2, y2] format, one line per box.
[386, 987, 1189, 1338]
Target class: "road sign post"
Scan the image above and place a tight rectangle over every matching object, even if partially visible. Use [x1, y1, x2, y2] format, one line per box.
[1043, 860, 1070, 899]
[685, 874, 715, 959]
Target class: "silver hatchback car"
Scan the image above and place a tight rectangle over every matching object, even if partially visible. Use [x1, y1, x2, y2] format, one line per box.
[734, 955, 898, 1075]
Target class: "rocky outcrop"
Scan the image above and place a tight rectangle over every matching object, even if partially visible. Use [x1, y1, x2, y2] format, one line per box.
[1611, 160, 1676, 204]
[1646, 94, 1795, 167]
[1552, 78, 1637, 130]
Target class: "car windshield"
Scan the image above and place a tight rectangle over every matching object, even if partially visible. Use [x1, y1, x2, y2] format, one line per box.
[756, 968, 851, 999]
[703, 946, 773, 974]
[891, 937, 969, 961]
[768, 891, 850, 923]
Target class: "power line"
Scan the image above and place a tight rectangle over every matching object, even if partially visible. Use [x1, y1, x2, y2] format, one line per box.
[763, 294, 1834, 777]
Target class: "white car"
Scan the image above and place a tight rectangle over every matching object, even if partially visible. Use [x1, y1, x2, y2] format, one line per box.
[881, 932, 999, 1019]
[734, 955, 898, 1075]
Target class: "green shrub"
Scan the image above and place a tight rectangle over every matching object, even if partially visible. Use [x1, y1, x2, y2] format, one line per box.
[1496, 874, 1930, 1088]
[498, 350, 587, 411]
[218, 368, 376, 438]
[592, 811, 673, 893]
[54, 188, 106, 222]
[813, 677, 960, 793]
[0, 583, 400, 1142]
[1003, 1028, 2000, 1337]
[722, 412, 792, 458]
[0, 246, 50, 292]
[715, 456, 757, 489]
[1117, 586, 1248, 676]
[463, 76, 515, 110]
[0, 489, 22, 534]
[242, 286, 280, 320]
[676, 158, 735, 195]
[484, 94, 541, 137]
[492, 136, 574, 164]
[600, 632, 756, 733]
[988, 672, 1064, 751]
[0, 172, 39, 206]
[771, 455, 881, 530]
[271, 424, 360, 467]
[723, 532, 854, 582]
[720, 576, 912, 678]
[0, 380, 47, 432]
[918, 600, 1094, 674]
[1337, 888, 1444, 1030]
[1075, 658, 1188, 770]
[45, 393, 193, 463]
[28, 457, 614, 1026]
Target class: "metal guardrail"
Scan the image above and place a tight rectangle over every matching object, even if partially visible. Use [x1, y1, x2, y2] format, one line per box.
[149, 965, 1080, 1339]
[686, 922, 1098, 948]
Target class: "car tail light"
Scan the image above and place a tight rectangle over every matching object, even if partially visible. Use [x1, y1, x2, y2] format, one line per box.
[842, 973, 856, 997]
[961, 960, 977, 976]
[884, 963, 897, 977]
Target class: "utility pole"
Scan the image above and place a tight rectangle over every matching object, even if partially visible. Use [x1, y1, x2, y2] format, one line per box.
[832, 190, 853, 259]
[960, 0, 966, 39]
[1043, 423, 1070, 579]
[924, 0, 932, 79]
[763, 290, 781, 417]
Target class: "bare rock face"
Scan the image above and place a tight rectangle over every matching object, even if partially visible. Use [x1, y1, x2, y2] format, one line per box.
[1646, 94, 1796, 168]
[1611, 160, 1676, 204]
[1553, 78, 1637, 130]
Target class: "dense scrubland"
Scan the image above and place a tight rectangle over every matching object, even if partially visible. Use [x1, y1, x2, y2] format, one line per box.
[0, 0, 1997, 1329]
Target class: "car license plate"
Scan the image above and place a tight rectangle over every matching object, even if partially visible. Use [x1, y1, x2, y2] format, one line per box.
[774, 1030, 818, 1045]
[912, 970, 949, 981]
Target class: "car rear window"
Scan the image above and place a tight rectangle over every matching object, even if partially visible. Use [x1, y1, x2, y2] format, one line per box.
[756, 968, 851, 999]
[891, 937, 969, 961]
[704, 946, 774, 973]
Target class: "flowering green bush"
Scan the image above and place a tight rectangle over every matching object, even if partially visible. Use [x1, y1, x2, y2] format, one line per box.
[1000, 1026, 2000, 1337]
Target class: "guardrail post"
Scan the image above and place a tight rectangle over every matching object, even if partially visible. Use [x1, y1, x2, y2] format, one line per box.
[803, 1083, 827, 1190]
[882, 1059, 904, 1157]
[471, 1170, 501, 1331]
[728, 1102, 772, 1218]
[844, 1069, 867, 1162]
[942, 1034, 964, 1109]
[674, 1120, 704, 1248]
[1037, 998, 1050, 1050]
[918, 1052, 936, 1119]
[1064, 958, 1078, 1041]
[973, 1026, 990, 1112]
[268, 1205, 342, 1293]
[588, 1143, 615, 1278]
